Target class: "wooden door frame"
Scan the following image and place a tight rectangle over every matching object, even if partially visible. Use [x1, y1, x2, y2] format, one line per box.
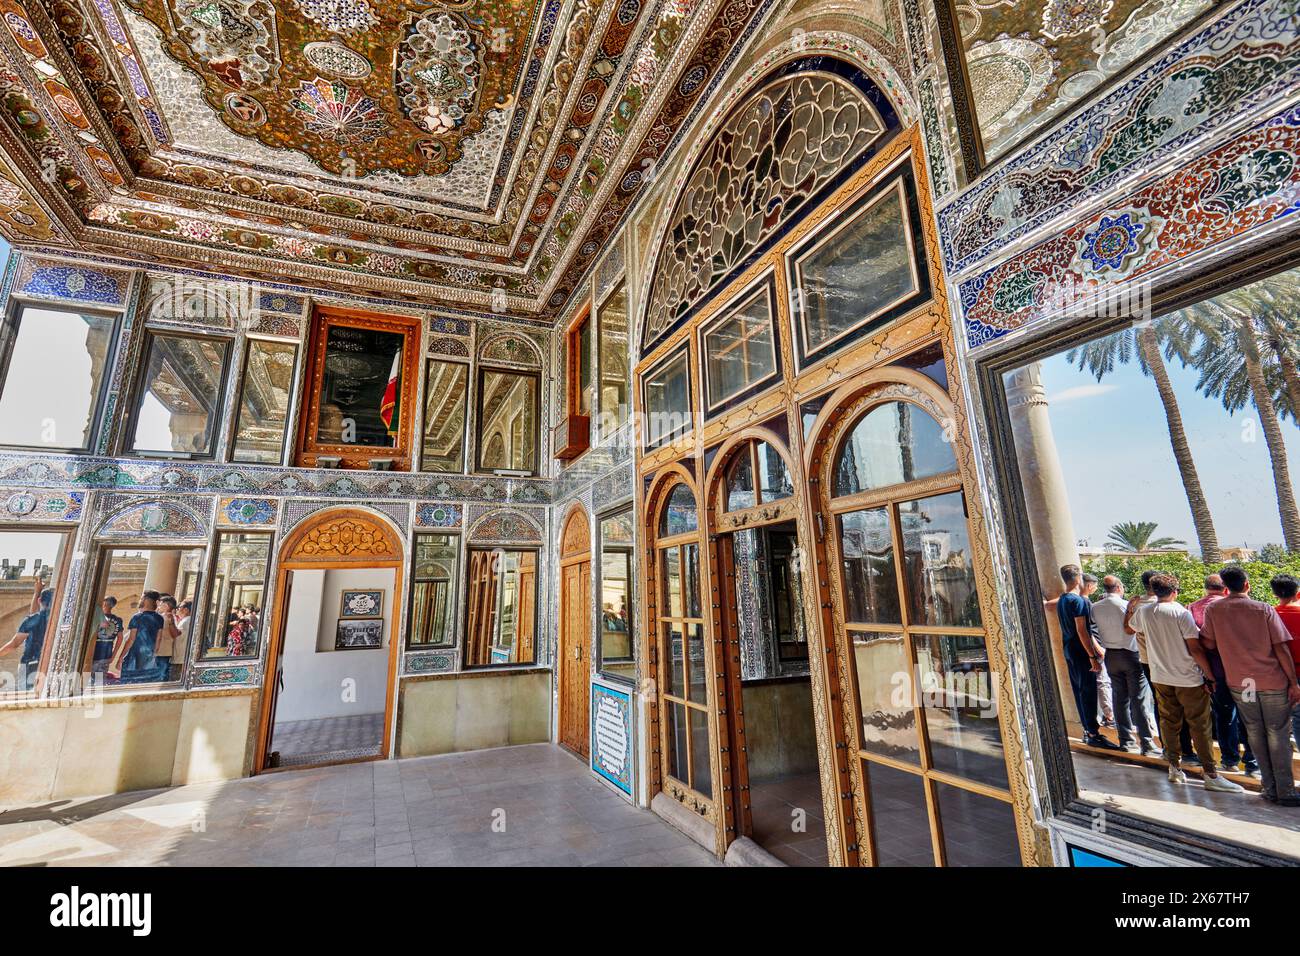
[558, 503, 592, 756]
[253, 507, 405, 773]
[701, 426, 806, 852]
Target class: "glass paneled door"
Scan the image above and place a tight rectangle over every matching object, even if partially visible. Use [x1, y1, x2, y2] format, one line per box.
[817, 388, 1021, 866]
[652, 480, 713, 812]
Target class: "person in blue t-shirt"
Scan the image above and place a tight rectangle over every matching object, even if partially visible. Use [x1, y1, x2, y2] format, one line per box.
[109, 590, 165, 684]
[91, 596, 123, 678]
[1052, 564, 1122, 751]
[0, 578, 53, 692]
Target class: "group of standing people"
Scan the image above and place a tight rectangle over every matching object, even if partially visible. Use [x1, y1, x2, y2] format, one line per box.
[0, 576, 53, 691]
[223, 605, 260, 657]
[1057, 563, 1300, 806]
[91, 591, 191, 684]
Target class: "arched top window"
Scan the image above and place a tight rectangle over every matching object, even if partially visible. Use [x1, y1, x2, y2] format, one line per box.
[478, 332, 541, 369]
[641, 59, 899, 357]
[834, 400, 955, 498]
[658, 483, 699, 538]
[724, 440, 793, 511]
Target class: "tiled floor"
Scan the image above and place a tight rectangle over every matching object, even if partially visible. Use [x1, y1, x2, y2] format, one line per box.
[748, 771, 829, 866]
[272, 713, 385, 767]
[0, 744, 721, 867]
[1074, 751, 1300, 861]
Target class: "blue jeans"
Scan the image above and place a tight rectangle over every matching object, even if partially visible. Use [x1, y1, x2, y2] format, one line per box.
[1292, 696, 1299, 756]
[1065, 644, 1100, 737]
[153, 656, 172, 682]
[1211, 678, 1255, 768]
[1231, 689, 1296, 799]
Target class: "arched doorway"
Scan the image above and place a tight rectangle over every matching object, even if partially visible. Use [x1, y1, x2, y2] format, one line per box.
[644, 467, 717, 837]
[558, 505, 592, 756]
[806, 371, 1021, 866]
[704, 428, 827, 865]
[255, 507, 405, 772]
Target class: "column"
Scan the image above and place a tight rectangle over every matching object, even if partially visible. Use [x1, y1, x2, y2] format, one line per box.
[1005, 362, 1083, 736]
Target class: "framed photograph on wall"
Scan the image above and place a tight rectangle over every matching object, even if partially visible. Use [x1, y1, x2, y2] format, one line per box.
[335, 618, 383, 650]
[340, 589, 384, 618]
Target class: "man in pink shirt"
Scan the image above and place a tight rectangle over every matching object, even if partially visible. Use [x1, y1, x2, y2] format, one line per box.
[1188, 574, 1226, 629]
[1201, 566, 1300, 806]
[1191, 574, 1257, 774]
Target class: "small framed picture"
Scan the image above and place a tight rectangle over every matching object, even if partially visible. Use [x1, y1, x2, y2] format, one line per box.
[335, 618, 383, 650]
[340, 589, 384, 618]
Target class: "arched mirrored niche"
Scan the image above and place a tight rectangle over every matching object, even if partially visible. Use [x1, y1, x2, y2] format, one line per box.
[704, 428, 827, 865]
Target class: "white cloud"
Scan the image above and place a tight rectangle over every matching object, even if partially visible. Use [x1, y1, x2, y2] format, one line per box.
[1048, 383, 1119, 404]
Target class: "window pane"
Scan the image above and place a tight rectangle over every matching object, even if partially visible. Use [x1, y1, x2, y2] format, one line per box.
[658, 483, 698, 537]
[661, 546, 682, 618]
[683, 543, 701, 619]
[410, 533, 458, 647]
[478, 370, 537, 472]
[935, 783, 1020, 867]
[665, 700, 688, 784]
[200, 534, 269, 661]
[757, 441, 793, 502]
[663, 623, 684, 697]
[899, 491, 980, 628]
[465, 549, 536, 665]
[598, 510, 634, 681]
[689, 707, 712, 796]
[796, 180, 919, 355]
[421, 359, 467, 472]
[0, 306, 114, 449]
[913, 634, 1006, 789]
[597, 282, 629, 431]
[0, 530, 69, 694]
[231, 340, 296, 464]
[835, 400, 955, 496]
[852, 632, 919, 764]
[99, 547, 204, 683]
[686, 622, 707, 705]
[703, 286, 776, 408]
[725, 449, 756, 511]
[644, 350, 691, 446]
[865, 761, 933, 866]
[131, 335, 230, 455]
[838, 508, 900, 625]
[577, 319, 592, 414]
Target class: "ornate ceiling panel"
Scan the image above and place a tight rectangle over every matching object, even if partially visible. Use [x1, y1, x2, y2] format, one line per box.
[950, 0, 1217, 162]
[0, 0, 798, 315]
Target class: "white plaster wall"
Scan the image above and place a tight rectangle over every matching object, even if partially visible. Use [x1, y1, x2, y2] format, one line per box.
[274, 567, 395, 723]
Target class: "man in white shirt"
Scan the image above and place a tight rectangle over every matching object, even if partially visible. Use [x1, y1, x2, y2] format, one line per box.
[1092, 576, 1155, 754]
[1131, 573, 1243, 792]
[174, 600, 193, 667]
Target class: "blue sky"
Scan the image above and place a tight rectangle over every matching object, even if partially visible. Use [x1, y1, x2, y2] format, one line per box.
[1035, 345, 1300, 554]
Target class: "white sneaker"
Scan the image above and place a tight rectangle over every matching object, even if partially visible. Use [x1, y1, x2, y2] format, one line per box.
[1203, 774, 1245, 793]
[1168, 766, 1187, 785]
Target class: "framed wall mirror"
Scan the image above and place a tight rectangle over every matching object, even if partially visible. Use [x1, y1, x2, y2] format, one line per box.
[464, 547, 537, 666]
[296, 307, 423, 470]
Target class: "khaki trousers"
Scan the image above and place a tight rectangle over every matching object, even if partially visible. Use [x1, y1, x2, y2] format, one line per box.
[1152, 683, 1215, 768]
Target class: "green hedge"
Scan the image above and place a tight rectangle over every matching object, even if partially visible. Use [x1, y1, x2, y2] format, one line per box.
[1081, 553, 1300, 605]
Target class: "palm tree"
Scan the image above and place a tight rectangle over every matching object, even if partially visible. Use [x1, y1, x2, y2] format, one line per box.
[1068, 323, 1221, 562]
[1106, 521, 1185, 552]
[1173, 289, 1300, 552]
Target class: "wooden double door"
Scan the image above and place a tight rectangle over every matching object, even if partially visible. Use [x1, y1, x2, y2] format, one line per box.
[559, 509, 592, 757]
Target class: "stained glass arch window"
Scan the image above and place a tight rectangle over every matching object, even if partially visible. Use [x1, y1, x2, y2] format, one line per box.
[641, 60, 898, 357]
